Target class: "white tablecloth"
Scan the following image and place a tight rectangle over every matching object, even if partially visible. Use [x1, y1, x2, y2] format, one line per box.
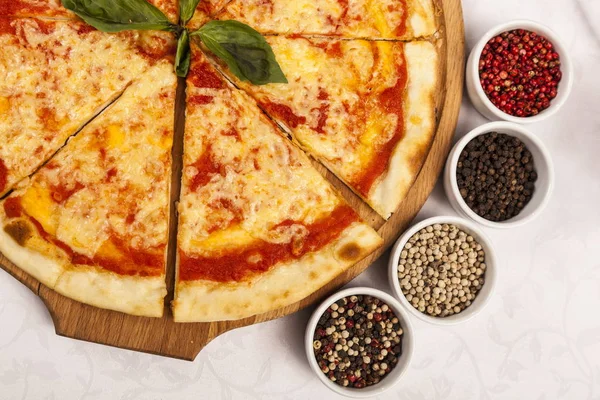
[2, 1, 599, 398]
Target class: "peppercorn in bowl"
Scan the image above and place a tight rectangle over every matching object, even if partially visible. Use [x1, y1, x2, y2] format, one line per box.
[388, 216, 498, 325]
[305, 287, 414, 398]
[444, 121, 554, 228]
[466, 20, 573, 123]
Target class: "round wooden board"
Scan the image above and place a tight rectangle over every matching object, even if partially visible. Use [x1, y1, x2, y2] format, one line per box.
[0, 0, 464, 361]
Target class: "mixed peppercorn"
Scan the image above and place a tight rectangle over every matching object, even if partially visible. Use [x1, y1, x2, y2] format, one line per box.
[313, 295, 403, 389]
[457, 132, 537, 221]
[398, 224, 486, 317]
[479, 29, 562, 117]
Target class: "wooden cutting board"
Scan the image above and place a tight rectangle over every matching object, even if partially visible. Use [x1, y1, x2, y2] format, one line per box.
[0, 0, 464, 361]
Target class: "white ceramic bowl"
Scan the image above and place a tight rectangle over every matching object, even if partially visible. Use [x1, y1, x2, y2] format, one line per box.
[466, 20, 573, 124]
[388, 216, 497, 325]
[444, 121, 554, 228]
[305, 287, 414, 398]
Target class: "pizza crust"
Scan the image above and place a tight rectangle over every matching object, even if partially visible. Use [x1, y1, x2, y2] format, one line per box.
[0, 214, 167, 317]
[0, 218, 64, 288]
[172, 222, 382, 322]
[409, 0, 438, 38]
[369, 41, 439, 219]
[54, 267, 166, 318]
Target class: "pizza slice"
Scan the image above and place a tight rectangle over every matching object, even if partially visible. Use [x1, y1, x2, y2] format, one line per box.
[216, 0, 436, 39]
[172, 48, 382, 322]
[0, 61, 176, 317]
[0, 0, 179, 23]
[205, 37, 438, 219]
[0, 17, 174, 197]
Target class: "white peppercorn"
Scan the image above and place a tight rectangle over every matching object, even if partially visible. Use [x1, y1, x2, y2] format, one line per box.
[398, 224, 486, 317]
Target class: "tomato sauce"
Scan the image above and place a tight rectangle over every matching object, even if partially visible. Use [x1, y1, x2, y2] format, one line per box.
[395, 0, 408, 37]
[0, 1, 61, 18]
[0, 159, 7, 194]
[188, 58, 224, 89]
[0, 17, 16, 35]
[189, 145, 223, 192]
[327, 42, 343, 58]
[221, 128, 240, 141]
[313, 90, 330, 134]
[50, 182, 84, 203]
[3, 197, 22, 218]
[354, 52, 408, 196]
[260, 101, 306, 128]
[179, 205, 359, 282]
[315, 41, 343, 58]
[75, 23, 96, 35]
[337, 0, 349, 24]
[105, 167, 118, 182]
[314, 104, 330, 134]
[188, 94, 214, 105]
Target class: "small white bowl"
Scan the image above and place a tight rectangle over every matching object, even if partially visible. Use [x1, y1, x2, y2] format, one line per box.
[444, 121, 554, 228]
[388, 216, 497, 325]
[466, 20, 573, 124]
[305, 287, 414, 398]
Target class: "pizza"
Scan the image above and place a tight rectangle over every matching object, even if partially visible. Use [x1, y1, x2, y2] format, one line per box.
[0, 0, 440, 322]
[173, 48, 382, 322]
[216, 0, 437, 39]
[0, 60, 176, 317]
[0, 17, 174, 197]
[205, 37, 439, 218]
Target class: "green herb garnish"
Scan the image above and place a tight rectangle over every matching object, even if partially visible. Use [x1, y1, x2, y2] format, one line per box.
[61, 0, 177, 32]
[175, 29, 191, 77]
[192, 20, 287, 85]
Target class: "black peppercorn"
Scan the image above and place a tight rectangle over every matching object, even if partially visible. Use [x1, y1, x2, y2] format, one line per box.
[456, 132, 537, 221]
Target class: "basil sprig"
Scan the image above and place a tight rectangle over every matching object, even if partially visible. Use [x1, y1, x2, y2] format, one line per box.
[192, 21, 288, 85]
[61, 0, 287, 84]
[61, 0, 177, 32]
[179, 0, 202, 25]
[175, 29, 191, 77]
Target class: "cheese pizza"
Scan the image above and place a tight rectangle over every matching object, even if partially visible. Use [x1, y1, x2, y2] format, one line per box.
[0, 0, 442, 322]
[207, 37, 439, 218]
[0, 17, 174, 197]
[216, 0, 437, 39]
[173, 49, 382, 322]
[0, 61, 176, 317]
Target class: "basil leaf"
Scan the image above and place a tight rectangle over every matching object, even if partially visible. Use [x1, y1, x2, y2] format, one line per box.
[179, 0, 201, 25]
[61, 0, 176, 32]
[175, 30, 191, 77]
[194, 20, 287, 85]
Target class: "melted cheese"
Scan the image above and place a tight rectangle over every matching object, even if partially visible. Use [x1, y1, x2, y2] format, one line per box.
[190, 226, 256, 252]
[0, 18, 173, 196]
[219, 0, 436, 39]
[107, 125, 127, 150]
[20, 184, 58, 236]
[179, 53, 346, 260]
[7, 61, 176, 261]
[0, 96, 9, 114]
